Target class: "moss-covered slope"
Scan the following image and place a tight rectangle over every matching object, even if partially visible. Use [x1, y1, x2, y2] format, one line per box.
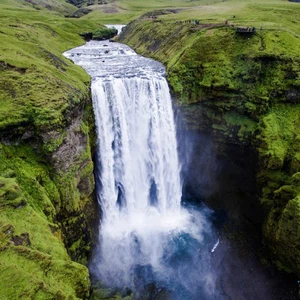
[0, 160, 89, 299]
[118, 1, 300, 275]
[0, 1, 104, 298]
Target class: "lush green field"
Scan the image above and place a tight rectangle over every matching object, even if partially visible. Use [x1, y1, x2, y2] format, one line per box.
[76, 0, 300, 36]
[160, 0, 300, 35]
[75, 0, 223, 23]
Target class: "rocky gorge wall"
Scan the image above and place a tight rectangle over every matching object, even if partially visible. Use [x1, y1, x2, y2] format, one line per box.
[117, 17, 300, 275]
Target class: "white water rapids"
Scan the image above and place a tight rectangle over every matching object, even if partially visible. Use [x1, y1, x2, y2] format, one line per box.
[64, 40, 216, 298]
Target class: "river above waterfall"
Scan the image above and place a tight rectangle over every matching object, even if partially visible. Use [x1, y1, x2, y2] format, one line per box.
[64, 40, 165, 79]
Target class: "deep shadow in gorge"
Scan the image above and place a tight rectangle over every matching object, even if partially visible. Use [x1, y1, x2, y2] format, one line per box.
[176, 103, 298, 300]
[176, 102, 262, 227]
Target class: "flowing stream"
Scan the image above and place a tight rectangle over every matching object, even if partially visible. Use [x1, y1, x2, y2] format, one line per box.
[64, 40, 217, 299]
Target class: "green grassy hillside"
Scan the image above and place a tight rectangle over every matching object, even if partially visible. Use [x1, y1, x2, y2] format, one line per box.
[1, 0, 77, 15]
[0, 0, 104, 132]
[0, 1, 103, 298]
[68, 0, 223, 23]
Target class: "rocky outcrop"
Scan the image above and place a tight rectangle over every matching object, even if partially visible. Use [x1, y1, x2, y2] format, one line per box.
[118, 18, 300, 275]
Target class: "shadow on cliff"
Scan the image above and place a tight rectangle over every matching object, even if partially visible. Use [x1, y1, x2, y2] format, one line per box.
[174, 105, 298, 300]
[175, 102, 264, 228]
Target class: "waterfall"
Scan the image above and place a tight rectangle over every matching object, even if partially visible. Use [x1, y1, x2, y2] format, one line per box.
[92, 74, 191, 286]
[92, 75, 182, 216]
[64, 40, 216, 299]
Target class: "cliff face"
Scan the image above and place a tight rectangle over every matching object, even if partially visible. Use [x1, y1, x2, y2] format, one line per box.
[0, 98, 96, 299]
[118, 18, 300, 275]
[0, 2, 101, 298]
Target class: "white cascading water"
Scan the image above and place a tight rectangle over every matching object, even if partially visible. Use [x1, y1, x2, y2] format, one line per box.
[93, 76, 182, 216]
[64, 39, 216, 299]
[93, 75, 197, 285]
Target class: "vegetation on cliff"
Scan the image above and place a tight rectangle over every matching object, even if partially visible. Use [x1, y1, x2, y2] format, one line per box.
[0, 0, 104, 298]
[117, 0, 300, 275]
